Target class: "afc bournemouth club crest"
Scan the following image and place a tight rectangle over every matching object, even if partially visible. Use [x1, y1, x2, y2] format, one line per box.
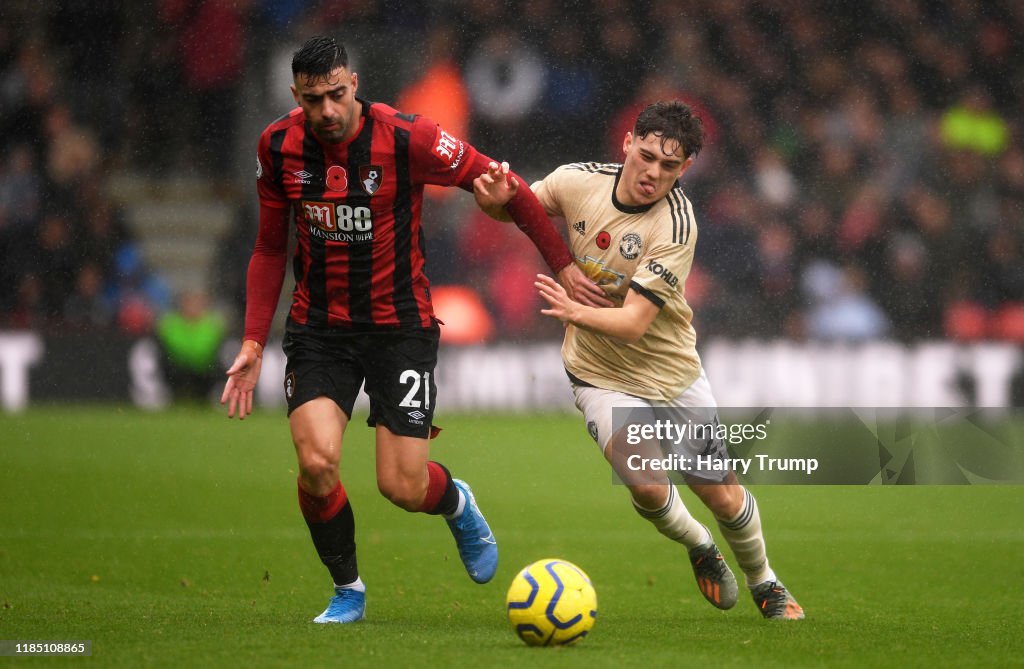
[359, 165, 383, 195]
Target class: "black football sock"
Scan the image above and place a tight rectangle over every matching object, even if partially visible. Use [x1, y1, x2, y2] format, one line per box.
[298, 480, 359, 586]
[419, 461, 460, 516]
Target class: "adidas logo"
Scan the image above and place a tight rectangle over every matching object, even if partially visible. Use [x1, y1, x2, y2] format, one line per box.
[573, 220, 587, 235]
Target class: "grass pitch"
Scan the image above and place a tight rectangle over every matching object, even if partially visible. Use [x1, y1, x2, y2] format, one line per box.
[2, 407, 1022, 667]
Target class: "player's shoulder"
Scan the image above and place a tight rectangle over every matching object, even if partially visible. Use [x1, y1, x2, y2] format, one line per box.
[547, 162, 619, 187]
[261, 107, 305, 137]
[561, 162, 621, 177]
[654, 185, 698, 246]
[365, 100, 418, 130]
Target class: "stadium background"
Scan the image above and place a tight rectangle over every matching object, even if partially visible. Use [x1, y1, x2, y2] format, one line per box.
[1, 1, 1022, 410]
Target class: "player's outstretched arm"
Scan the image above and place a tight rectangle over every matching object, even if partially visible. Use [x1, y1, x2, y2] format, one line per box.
[472, 161, 517, 221]
[221, 340, 263, 420]
[474, 161, 613, 307]
[535, 274, 658, 343]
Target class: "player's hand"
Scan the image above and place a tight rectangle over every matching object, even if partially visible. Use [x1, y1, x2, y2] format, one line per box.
[473, 161, 518, 219]
[557, 264, 614, 307]
[220, 340, 264, 420]
[535, 273, 580, 324]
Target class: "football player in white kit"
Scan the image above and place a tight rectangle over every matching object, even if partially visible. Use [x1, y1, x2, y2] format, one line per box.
[473, 101, 804, 620]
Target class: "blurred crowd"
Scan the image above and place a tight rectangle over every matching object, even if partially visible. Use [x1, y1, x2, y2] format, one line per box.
[1, 0, 1022, 345]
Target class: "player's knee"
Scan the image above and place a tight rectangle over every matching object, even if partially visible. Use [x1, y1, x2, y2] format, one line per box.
[377, 474, 427, 511]
[630, 484, 669, 510]
[297, 451, 338, 493]
[704, 485, 744, 519]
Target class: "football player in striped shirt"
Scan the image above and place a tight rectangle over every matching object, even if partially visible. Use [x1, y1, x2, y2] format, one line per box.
[220, 36, 609, 624]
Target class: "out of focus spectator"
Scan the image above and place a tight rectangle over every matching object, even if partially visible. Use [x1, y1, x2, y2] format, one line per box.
[63, 261, 114, 331]
[804, 263, 890, 342]
[45, 0, 125, 147]
[44, 103, 100, 205]
[878, 233, 938, 341]
[32, 213, 80, 318]
[161, 0, 251, 173]
[0, 144, 42, 232]
[464, 27, 546, 160]
[156, 289, 226, 401]
[105, 246, 173, 336]
[396, 24, 470, 203]
[940, 85, 1010, 156]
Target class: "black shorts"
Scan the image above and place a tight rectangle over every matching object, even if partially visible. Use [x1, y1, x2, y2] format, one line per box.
[281, 323, 439, 438]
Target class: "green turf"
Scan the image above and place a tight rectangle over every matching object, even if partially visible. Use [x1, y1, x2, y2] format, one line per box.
[2, 407, 1023, 667]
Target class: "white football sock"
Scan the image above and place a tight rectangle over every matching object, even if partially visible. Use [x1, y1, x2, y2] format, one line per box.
[335, 576, 365, 592]
[633, 485, 711, 549]
[443, 488, 467, 520]
[715, 487, 775, 586]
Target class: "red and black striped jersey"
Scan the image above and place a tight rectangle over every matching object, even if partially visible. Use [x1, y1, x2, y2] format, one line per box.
[243, 99, 572, 345]
[257, 99, 475, 331]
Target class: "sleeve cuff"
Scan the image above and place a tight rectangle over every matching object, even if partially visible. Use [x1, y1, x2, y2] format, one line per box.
[629, 281, 665, 308]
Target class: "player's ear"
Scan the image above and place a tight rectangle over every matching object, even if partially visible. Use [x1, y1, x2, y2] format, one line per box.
[678, 155, 695, 177]
[290, 83, 299, 106]
[351, 72, 358, 93]
[622, 132, 633, 157]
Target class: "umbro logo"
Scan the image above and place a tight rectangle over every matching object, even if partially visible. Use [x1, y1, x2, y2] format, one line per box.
[408, 410, 426, 420]
[292, 170, 314, 184]
[573, 220, 587, 235]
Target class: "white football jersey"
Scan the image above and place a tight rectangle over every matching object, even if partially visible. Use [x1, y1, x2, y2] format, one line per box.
[533, 162, 702, 400]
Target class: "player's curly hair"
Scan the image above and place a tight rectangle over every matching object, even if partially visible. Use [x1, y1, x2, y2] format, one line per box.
[292, 36, 349, 80]
[634, 101, 705, 159]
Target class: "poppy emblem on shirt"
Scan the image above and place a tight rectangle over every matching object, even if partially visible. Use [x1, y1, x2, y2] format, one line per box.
[326, 165, 348, 192]
[359, 165, 383, 195]
[596, 231, 611, 250]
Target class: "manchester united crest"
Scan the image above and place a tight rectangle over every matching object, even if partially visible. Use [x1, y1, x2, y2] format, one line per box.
[359, 165, 383, 195]
[619, 232, 643, 260]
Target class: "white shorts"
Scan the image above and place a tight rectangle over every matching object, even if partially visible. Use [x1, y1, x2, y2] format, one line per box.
[572, 368, 730, 483]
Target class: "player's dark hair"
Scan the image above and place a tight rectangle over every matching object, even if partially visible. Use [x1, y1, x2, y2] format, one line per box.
[634, 101, 705, 159]
[292, 36, 349, 80]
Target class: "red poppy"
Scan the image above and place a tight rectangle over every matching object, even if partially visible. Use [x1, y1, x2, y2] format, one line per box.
[327, 165, 348, 192]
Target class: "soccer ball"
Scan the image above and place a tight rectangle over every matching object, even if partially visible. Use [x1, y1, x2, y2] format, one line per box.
[506, 559, 597, 646]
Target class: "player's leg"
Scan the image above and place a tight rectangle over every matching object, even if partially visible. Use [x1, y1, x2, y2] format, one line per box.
[283, 331, 365, 623]
[374, 427, 497, 583]
[689, 476, 803, 619]
[602, 442, 710, 549]
[688, 476, 766, 582]
[374, 429, 430, 511]
[677, 369, 804, 619]
[365, 324, 497, 584]
[622, 464, 738, 610]
[574, 384, 736, 609]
